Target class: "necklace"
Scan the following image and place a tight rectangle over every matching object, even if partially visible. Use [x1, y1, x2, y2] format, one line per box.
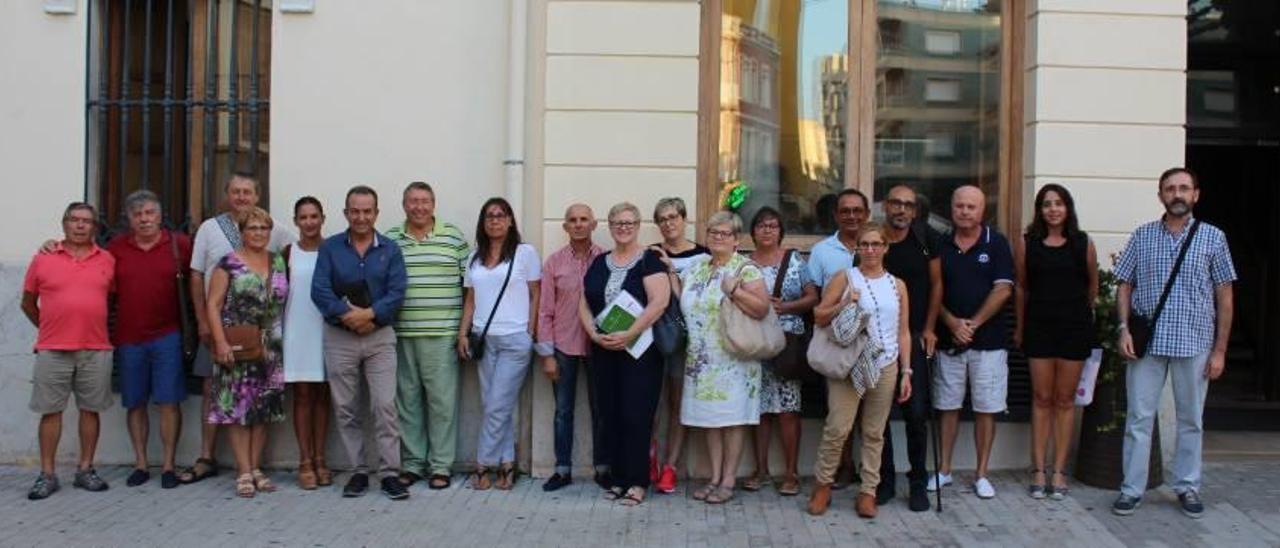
[854, 269, 899, 347]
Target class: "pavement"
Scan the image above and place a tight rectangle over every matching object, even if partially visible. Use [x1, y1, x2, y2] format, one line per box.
[2, 458, 1279, 548]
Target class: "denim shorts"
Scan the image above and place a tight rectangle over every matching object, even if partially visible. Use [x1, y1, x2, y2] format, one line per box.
[117, 331, 188, 409]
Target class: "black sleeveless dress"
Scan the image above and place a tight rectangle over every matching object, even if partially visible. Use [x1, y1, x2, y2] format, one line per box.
[1023, 233, 1094, 360]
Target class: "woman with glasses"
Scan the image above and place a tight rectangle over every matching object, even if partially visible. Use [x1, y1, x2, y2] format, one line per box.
[743, 207, 818, 496]
[808, 222, 912, 518]
[677, 211, 770, 504]
[649, 197, 709, 494]
[579, 202, 671, 506]
[457, 197, 541, 491]
[1014, 184, 1097, 500]
[205, 207, 288, 498]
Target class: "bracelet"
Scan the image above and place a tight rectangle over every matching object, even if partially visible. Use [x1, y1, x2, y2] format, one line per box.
[1117, 323, 1129, 332]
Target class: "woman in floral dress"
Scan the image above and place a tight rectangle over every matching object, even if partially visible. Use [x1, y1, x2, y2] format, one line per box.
[678, 211, 771, 504]
[206, 207, 287, 498]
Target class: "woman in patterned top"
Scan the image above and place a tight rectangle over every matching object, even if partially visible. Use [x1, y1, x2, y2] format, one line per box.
[744, 207, 818, 496]
[206, 207, 288, 498]
[677, 211, 771, 504]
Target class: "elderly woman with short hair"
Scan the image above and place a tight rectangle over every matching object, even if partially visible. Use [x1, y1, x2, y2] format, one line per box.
[580, 202, 671, 506]
[677, 211, 771, 504]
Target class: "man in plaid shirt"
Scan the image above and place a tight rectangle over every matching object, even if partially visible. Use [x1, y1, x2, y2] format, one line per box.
[1111, 167, 1236, 519]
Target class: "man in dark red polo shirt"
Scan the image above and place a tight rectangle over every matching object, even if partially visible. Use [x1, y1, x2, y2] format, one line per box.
[22, 202, 116, 500]
[107, 190, 193, 489]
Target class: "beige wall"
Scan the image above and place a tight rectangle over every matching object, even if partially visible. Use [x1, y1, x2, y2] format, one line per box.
[1024, 0, 1187, 260]
[0, 4, 87, 263]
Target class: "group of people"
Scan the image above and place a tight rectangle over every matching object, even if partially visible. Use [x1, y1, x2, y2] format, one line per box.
[20, 167, 1235, 521]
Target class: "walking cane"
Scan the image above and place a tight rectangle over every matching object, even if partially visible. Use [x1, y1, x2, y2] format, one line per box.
[927, 352, 943, 512]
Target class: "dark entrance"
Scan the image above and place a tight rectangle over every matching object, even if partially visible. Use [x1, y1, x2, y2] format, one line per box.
[1186, 1, 1280, 429]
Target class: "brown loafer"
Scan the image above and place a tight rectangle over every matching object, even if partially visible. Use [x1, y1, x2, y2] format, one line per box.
[807, 483, 832, 515]
[856, 492, 878, 518]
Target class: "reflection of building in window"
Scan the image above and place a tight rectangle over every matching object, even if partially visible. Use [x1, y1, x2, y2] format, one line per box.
[719, 16, 781, 212]
[821, 54, 849, 187]
[925, 78, 962, 102]
[925, 132, 957, 157]
[925, 29, 962, 55]
[880, 18, 903, 50]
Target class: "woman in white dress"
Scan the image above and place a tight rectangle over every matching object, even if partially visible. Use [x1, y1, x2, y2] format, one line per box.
[283, 196, 331, 490]
[677, 211, 771, 504]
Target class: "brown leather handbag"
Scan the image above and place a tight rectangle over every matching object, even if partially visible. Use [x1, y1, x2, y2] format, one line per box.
[224, 324, 264, 362]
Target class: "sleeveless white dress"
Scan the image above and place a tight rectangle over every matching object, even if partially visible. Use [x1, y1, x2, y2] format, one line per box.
[283, 247, 326, 382]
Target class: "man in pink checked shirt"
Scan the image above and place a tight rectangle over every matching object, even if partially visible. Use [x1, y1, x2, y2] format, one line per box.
[536, 203, 605, 492]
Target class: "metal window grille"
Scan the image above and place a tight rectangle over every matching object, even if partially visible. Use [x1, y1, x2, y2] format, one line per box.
[86, 0, 272, 238]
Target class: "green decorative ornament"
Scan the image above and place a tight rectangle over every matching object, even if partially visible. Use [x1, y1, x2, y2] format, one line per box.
[723, 182, 750, 210]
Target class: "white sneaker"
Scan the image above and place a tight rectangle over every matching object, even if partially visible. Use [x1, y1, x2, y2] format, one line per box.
[926, 472, 952, 492]
[974, 477, 996, 499]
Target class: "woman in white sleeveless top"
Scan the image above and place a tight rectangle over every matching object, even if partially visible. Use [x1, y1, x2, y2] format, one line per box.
[808, 222, 913, 519]
[283, 196, 331, 490]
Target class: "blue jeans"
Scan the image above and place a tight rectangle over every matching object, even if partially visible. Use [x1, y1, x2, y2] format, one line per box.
[1121, 350, 1210, 497]
[552, 351, 605, 475]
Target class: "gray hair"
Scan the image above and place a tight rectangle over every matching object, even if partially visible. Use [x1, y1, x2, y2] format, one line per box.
[608, 201, 641, 222]
[653, 196, 687, 222]
[123, 189, 162, 216]
[706, 210, 742, 234]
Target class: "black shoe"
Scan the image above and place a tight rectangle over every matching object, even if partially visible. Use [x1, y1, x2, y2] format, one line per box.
[1111, 494, 1141, 516]
[343, 473, 369, 498]
[160, 471, 180, 489]
[1178, 490, 1204, 519]
[594, 471, 614, 491]
[543, 473, 573, 492]
[875, 483, 895, 505]
[73, 468, 109, 492]
[126, 468, 151, 487]
[908, 487, 931, 512]
[381, 476, 410, 500]
[27, 474, 60, 500]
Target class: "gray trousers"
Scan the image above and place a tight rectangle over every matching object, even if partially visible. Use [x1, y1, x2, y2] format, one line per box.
[1121, 350, 1210, 497]
[325, 324, 401, 477]
[476, 331, 533, 467]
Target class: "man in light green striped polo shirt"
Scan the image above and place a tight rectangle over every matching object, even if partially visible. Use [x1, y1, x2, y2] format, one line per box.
[388, 182, 470, 489]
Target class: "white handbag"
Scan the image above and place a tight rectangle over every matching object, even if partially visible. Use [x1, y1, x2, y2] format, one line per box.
[718, 262, 786, 361]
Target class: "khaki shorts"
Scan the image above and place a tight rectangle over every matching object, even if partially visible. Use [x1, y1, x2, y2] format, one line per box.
[30, 350, 114, 414]
[932, 349, 1008, 414]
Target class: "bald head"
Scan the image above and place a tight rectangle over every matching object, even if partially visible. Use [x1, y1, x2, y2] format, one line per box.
[950, 185, 985, 231]
[884, 185, 919, 230]
[563, 203, 598, 244]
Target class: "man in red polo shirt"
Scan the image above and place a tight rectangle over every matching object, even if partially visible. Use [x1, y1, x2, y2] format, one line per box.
[107, 190, 193, 489]
[21, 202, 116, 500]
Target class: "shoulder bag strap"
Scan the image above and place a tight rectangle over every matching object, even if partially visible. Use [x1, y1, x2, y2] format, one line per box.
[1149, 219, 1200, 328]
[479, 253, 517, 340]
[773, 250, 792, 298]
[170, 230, 192, 316]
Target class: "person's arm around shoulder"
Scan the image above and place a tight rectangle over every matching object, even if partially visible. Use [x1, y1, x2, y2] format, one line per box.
[896, 277, 912, 403]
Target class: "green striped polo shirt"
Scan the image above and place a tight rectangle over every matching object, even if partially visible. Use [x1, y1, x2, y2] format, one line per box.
[386, 221, 470, 337]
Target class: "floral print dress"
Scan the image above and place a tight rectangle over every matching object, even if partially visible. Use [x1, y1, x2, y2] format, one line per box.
[757, 252, 811, 414]
[208, 252, 287, 425]
[679, 254, 763, 428]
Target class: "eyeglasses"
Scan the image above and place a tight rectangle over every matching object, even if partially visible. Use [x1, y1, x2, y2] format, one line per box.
[856, 241, 886, 250]
[707, 229, 736, 240]
[755, 222, 781, 232]
[243, 225, 272, 233]
[656, 213, 683, 226]
[837, 207, 867, 217]
[609, 220, 639, 230]
[484, 212, 510, 221]
[885, 199, 916, 211]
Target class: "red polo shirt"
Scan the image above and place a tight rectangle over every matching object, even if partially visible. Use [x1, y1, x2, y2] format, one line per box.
[106, 230, 193, 346]
[23, 245, 115, 351]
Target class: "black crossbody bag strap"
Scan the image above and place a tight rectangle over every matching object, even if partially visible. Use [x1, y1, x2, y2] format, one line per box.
[1149, 219, 1200, 330]
[773, 250, 792, 298]
[479, 256, 517, 340]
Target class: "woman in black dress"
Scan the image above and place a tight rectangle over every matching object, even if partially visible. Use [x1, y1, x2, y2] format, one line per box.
[579, 202, 672, 506]
[1015, 183, 1098, 500]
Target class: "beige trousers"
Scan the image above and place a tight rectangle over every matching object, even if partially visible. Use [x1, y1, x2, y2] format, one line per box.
[813, 363, 899, 494]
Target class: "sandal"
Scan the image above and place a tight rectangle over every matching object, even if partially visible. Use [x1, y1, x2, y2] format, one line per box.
[398, 471, 422, 487]
[177, 458, 219, 485]
[252, 469, 276, 493]
[1028, 469, 1046, 500]
[602, 486, 625, 500]
[495, 464, 517, 490]
[706, 485, 735, 504]
[692, 483, 716, 501]
[235, 473, 256, 498]
[468, 467, 492, 490]
[1049, 470, 1069, 500]
[742, 473, 769, 492]
[314, 457, 333, 487]
[428, 474, 451, 490]
[618, 486, 646, 507]
[777, 474, 801, 497]
[298, 460, 318, 491]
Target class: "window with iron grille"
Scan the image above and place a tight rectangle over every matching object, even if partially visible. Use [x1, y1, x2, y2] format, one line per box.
[86, 0, 272, 238]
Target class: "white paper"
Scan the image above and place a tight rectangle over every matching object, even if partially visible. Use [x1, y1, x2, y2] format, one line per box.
[1075, 348, 1103, 406]
[594, 290, 654, 360]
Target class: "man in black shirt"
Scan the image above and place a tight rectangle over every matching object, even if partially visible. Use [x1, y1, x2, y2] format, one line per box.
[876, 185, 943, 511]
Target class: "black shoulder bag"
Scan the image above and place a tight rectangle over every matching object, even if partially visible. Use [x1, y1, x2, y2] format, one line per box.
[467, 256, 516, 361]
[1127, 220, 1199, 359]
[171, 231, 198, 367]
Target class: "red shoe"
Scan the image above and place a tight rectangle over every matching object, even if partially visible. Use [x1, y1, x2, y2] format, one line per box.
[656, 464, 677, 494]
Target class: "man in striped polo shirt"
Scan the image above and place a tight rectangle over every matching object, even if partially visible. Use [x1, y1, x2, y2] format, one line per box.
[387, 182, 470, 490]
